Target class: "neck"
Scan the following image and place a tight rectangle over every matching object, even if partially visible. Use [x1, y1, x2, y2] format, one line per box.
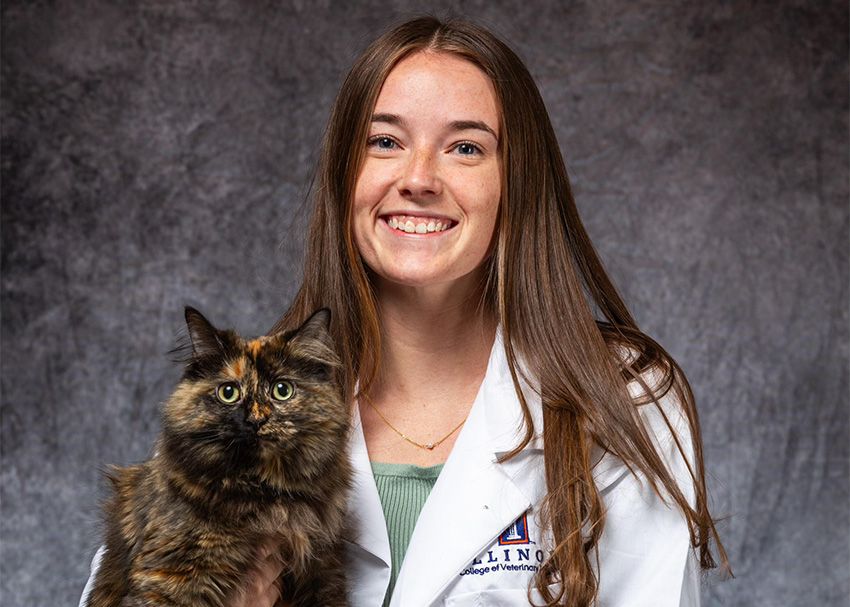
[370, 272, 498, 402]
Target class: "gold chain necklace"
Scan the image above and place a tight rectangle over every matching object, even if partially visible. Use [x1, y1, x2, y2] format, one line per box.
[360, 391, 468, 450]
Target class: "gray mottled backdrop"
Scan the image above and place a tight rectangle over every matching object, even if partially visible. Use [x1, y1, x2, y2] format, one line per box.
[2, 1, 847, 605]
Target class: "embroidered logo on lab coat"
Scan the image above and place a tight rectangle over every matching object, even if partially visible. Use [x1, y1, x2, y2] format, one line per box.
[460, 514, 547, 578]
[498, 514, 529, 545]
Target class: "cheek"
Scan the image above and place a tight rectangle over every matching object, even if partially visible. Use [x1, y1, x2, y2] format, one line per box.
[351, 173, 384, 257]
[471, 175, 501, 237]
[352, 159, 385, 210]
[479, 208, 500, 260]
[351, 174, 371, 224]
[471, 179, 501, 262]
[350, 198, 370, 257]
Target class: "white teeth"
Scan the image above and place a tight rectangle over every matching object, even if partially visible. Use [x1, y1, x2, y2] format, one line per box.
[386, 216, 452, 233]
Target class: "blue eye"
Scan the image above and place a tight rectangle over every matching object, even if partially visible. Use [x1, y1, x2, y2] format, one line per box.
[456, 142, 479, 155]
[369, 136, 396, 150]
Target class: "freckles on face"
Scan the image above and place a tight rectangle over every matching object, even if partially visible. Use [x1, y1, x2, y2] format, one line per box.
[351, 51, 502, 291]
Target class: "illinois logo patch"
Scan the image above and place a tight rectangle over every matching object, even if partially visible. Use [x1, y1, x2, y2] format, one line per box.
[498, 513, 530, 545]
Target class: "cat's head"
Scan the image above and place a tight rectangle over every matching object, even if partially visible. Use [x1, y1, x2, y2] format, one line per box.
[160, 307, 347, 489]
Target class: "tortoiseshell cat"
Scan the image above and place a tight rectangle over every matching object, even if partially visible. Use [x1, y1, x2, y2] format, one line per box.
[88, 307, 351, 607]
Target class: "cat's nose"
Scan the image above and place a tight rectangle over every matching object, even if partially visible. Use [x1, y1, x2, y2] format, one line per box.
[244, 402, 269, 430]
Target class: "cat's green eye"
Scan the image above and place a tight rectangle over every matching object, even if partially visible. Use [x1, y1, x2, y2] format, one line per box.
[217, 382, 241, 404]
[271, 380, 294, 401]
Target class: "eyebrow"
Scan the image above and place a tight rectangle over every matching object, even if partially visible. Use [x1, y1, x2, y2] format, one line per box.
[370, 113, 498, 140]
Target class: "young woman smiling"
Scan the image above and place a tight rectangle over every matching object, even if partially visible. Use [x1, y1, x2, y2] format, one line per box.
[269, 15, 728, 607]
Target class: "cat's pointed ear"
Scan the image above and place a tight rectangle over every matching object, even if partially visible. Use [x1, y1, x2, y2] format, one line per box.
[293, 307, 332, 345]
[286, 308, 339, 366]
[185, 307, 224, 359]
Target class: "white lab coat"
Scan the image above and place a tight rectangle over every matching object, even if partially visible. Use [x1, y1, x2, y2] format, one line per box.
[80, 333, 700, 607]
[345, 332, 701, 607]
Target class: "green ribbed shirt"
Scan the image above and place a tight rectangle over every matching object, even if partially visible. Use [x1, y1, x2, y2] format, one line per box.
[370, 461, 444, 607]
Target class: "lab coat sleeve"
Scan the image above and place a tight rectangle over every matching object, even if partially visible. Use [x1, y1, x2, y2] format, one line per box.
[78, 545, 104, 607]
[594, 385, 701, 607]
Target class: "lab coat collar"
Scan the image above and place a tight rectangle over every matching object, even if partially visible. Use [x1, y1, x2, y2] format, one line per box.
[478, 331, 626, 494]
[482, 329, 545, 458]
[482, 330, 631, 495]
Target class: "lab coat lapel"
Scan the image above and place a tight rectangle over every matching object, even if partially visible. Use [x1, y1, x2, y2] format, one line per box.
[392, 334, 545, 607]
[346, 405, 392, 589]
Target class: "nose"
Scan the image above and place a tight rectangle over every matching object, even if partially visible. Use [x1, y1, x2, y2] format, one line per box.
[398, 147, 441, 198]
[244, 401, 269, 430]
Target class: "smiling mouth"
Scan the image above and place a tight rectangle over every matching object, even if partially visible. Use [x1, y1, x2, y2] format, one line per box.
[384, 214, 455, 234]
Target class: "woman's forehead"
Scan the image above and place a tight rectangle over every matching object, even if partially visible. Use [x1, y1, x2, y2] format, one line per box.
[373, 51, 500, 136]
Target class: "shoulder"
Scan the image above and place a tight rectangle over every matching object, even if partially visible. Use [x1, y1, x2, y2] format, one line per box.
[610, 340, 691, 446]
[628, 358, 692, 455]
[594, 350, 697, 505]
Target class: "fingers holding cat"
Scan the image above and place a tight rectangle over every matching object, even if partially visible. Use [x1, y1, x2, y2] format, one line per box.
[229, 541, 285, 607]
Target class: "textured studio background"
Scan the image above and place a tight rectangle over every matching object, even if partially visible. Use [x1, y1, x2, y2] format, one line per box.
[1, 1, 847, 605]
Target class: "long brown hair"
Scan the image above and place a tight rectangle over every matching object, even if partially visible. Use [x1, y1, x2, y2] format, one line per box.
[274, 15, 728, 606]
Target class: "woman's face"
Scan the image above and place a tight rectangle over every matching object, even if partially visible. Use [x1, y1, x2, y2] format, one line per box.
[351, 51, 501, 293]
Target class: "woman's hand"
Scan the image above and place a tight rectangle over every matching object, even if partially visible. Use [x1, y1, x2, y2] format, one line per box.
[228, 542, 284, 607]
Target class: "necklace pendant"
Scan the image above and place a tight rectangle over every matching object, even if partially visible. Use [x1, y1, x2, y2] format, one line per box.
[360, 392, 467, 453]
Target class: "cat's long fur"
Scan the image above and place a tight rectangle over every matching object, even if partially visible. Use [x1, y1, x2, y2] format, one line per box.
[88, 308, 351, 607]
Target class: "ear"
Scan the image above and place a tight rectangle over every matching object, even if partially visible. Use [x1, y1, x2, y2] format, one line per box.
[292, 307, 332, 345]
[184, 307, 224, 359]
[287, 308, 338, 364]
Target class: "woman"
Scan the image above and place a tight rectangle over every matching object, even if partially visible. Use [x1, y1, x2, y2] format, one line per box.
[82, 15, 727, 607]
[271, 14, 726, 607]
